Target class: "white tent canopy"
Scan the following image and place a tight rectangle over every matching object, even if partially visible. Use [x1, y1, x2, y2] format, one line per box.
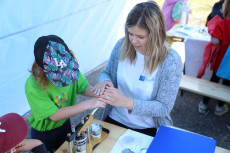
[0, 0, 144, 116]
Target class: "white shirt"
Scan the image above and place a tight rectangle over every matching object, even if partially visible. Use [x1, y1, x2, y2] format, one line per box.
[109, 51, 158, 129]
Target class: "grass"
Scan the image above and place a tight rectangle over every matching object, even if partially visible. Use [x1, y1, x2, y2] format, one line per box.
[155, 0, 218, 26]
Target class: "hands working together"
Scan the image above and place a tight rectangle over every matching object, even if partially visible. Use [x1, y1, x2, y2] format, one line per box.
[91, 81, 134, 111]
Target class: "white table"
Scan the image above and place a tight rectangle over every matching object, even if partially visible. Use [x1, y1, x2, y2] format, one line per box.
[56, 119, 230, 153]
[185, 38, 212, 80]
[167, 25, 212, 80]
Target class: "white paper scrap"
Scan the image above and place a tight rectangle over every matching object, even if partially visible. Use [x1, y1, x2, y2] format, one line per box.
[110, 129, 153, 153]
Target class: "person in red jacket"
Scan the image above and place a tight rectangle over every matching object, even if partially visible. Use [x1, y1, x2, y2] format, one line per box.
[199, 0, 230, 116]
[197, 15, 222, 79]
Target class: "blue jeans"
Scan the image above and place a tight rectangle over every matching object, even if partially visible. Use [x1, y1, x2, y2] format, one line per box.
[31, 119, 71, 153]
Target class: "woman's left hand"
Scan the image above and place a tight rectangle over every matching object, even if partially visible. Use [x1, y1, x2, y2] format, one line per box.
[98, 86, 133, 110]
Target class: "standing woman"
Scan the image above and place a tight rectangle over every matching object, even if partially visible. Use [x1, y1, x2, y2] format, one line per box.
[25, 35, 105, 152]
[93, 1, 182, 136]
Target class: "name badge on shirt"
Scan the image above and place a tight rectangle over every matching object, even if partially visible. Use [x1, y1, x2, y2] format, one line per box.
[139, 75, 155, 82]
[139, 75, 146, 81]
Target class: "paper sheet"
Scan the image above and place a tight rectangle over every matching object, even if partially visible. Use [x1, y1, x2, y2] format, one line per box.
[110, 129, 153, 153]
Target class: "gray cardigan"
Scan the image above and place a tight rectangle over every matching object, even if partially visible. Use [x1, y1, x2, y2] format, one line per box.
[99, 39, 182, 128]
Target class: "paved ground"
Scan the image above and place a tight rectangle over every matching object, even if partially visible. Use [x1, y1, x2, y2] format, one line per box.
[24, 64, 230, 151]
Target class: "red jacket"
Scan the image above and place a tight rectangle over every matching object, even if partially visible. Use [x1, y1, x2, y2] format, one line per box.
[212, 19, 230, 73]
[197, 15, 222, 78]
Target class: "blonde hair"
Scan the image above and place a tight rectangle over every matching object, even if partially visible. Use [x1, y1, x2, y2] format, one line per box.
[223, 0, 230, 18]
[120, 1, 168, 74]
[30, 50, 78, 89]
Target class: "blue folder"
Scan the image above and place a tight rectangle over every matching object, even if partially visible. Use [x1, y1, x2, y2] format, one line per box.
[147, 126, 216, 153]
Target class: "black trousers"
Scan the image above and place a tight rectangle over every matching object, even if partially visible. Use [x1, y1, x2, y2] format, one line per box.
[203, 73, 230, 106]
[104, 116, 157, 137]
[31, 119, 71, 153]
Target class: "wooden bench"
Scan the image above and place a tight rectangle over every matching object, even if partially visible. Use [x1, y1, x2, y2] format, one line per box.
[180, 75, 230, 103]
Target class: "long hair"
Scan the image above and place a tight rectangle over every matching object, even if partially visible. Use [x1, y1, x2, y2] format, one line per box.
[223, 0, 230, 18]
[120, 1, 168, 74]
[30, 50, 78, 89]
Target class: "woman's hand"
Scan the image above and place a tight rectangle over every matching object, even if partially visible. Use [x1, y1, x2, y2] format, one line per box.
[98, 86, 134, 110]
[91, 81, 114, 97]
[84, 98, 106, 109]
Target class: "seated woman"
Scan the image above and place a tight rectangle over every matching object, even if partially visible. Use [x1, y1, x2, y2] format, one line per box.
[92, 1, 182, 136]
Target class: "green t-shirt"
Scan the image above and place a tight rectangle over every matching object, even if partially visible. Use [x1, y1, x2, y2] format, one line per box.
[25, 72, 89, 131]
